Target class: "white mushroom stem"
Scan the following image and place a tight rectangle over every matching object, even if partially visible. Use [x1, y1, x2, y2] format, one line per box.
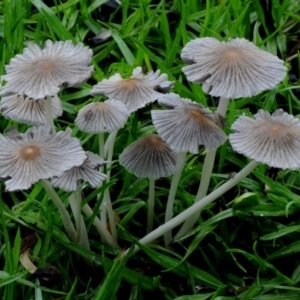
[81, 203, 120, 248]
[216, 97, 231, 116]
[147, 178, 155, 233]
[100, 201, 107, 240]
[41, 179, 77, 242]
[69, 192, 82, 242]
[101, 130, 118, 240]
[164, 151, 187, 247]
[105, 130, 118, 160]
[124, 160, 259, 256]
[45, 96, 56, 133]
[104, 189, 117, 239]
[68, 190, 91, 254]
[99, 132, 109, 237]
[175, 97, 230, 239]
[105, 130, 118, 236]
[98, 133, 105, 171]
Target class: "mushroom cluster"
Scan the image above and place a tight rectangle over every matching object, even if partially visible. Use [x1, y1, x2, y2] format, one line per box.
[0, 34, 290, 252]
[0, 40, 96, 190]
[173, 36, 288, 240]
[1, 40, 93, 126]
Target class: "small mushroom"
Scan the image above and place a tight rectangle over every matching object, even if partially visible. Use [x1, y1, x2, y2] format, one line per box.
[119, 134, 178, 179]
[0, 94, 62, 125]
[75, 98, 130, 240]
[51, 151, 107, 192]
[229, 109, 300, 169]
[75, 99, 130, 134]
[119, 134, 178, 233]
[91, 67, 174, 113]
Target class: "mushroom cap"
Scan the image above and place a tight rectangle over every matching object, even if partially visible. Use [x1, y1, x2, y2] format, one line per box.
[119, 134, 178, 179]
[181, 37, 286, 99]
[91, 67, 174, 113]
[75, 99, 130, 133]
[229, 109, 300, 169]
[0, 126, 86, 191]
[51, 151, 107, 191]
[0, 40, 94, 99]
[151, 93, 227, 153]
[0, 94, 63, 125]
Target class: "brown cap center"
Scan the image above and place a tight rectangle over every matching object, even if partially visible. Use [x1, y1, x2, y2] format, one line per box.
[20, 145, 41, 160]
[223, 49, 242, 62]
[189, 109, 209, 124]
[270, 125, 281, 136]
[119, 78, 140, 90]
[145, 135, 163, 147]
[267, 123, 291, 138]
[95, 102, 107, 109]
[39, 60, 56, 72]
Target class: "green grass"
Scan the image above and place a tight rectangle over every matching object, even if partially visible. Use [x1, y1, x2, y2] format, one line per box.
[1, 0, 300, 299]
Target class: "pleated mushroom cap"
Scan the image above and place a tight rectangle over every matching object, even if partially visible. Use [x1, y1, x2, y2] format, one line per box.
[91, 67, 174, 113]
[1, 40, 93, 99]
[0, 94, 62, 125]
[151, 93, 227, 153]
[0, 126, 87, 191]
[75, 99, 130, 133]
[181, 37, 286, 99]
[51, 151, 107, 191]
[229, 109, 300, 169]
[119, 134, 178, 179]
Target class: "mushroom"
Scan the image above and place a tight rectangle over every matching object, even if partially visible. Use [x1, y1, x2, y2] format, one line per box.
[181, 37, 286, 99]
[0, 94, 62, 125]
[91, 67, 174, 113]
[0, 40, 93, 131]
[151, 93, 227, 153]
[0, 125, 86, 191]
[75, 99, 130, 240]
[151, 92, 227, 246]
[0, 126, 87, 243]
[0, 40, 93, 99]
[119, 134, 178, 233]
[229, 109, 300, 169]
[50, 152, 118, 248]
[75, 99, 130, 134]
[51, 151, 107, 192]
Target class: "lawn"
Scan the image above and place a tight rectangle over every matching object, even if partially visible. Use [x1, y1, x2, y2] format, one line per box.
[1, 0, 300, 299]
